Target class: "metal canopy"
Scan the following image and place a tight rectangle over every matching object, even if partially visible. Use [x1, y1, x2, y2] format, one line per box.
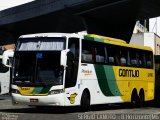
[0, 0, 160, 45]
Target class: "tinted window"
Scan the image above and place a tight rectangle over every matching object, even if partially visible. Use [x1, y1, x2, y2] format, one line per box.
[95, 43, 105, 64]
[65, 38, 80, 88]
[82, 40, 95, 63]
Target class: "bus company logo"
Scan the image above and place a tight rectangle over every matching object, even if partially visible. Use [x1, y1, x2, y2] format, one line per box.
[68, 93, 77, 104]
[82, 69, 93, 76]
[119, 69, 139, 77]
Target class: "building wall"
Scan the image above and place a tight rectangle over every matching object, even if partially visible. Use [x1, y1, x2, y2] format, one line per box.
[130, 32, 160, 55]
[130, 33, 144, 46]
[155, 34, 160, 55]
[144, 33, 155, 54]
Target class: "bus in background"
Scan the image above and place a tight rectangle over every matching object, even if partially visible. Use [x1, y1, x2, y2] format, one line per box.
[11, 33, 154, 110]
[0, 48, 14, 95]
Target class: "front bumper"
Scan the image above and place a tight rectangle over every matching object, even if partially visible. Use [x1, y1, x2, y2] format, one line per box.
[12, 93, 64, 106]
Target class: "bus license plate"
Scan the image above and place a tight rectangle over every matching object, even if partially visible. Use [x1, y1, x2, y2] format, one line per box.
[30, 98, 39, 103]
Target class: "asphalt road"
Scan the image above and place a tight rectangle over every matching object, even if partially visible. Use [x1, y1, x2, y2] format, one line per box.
[0, 95, 160, 120]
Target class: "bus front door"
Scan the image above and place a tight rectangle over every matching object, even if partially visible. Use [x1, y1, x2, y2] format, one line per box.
[64, 38, 80, 105]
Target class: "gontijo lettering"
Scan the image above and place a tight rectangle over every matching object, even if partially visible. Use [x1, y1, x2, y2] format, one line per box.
[119, 69, 139, 77]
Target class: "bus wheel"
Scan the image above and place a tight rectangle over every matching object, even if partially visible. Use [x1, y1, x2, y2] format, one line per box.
[139, 90, 145, 107]
[131, 90, 140, 108]
[80, 90, 90, 111]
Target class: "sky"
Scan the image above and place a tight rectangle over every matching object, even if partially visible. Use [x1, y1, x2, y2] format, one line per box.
[0, 0, 159, 36]
[149, 17, 160, 36]
[0, 0, 34, 10]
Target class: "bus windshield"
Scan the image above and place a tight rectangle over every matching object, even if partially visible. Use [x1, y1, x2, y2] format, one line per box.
[17, 37, 66, 51]
[13, 37, 66, 87]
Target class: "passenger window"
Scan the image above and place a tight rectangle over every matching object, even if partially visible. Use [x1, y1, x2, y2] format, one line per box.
[130, 50, 137, 67]
[131, 59, 137, 66]
[107, 45, 117, 65]
[146, 54, 153, 68]
[137, 51, 145, 67]
[95, 44, 105, 64]
[104, 47, 108, 63]
[115, 47, 121, 65]
[68, 38, 79, 59]
[120, 57, 126, 66]
[82, 40, 94, 63]
[109, 57, 115, 64]
[120, 50, 128, 66]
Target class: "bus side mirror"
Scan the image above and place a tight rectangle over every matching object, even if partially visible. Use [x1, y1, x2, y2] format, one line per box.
[2, 49, 14, 68]
[60, 49, 69, 67]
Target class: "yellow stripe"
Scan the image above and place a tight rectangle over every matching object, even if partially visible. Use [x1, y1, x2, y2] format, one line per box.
[112, 66, 154, 102]
[18, 87, 35, 95]
[86, 34, 152, 51]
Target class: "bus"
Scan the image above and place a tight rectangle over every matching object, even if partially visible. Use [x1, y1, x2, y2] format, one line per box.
[0, 49, 14, 95]
[11, 33, 154, 110]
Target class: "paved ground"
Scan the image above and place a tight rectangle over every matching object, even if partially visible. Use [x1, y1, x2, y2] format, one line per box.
[0, 95, 160, 120]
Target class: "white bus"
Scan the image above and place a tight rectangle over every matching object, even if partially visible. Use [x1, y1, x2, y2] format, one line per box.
[0, 49, 14, 95]
[11, 33, 154, 110]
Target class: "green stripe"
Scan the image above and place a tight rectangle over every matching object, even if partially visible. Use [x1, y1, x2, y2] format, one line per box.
[84, 36, 104, 43]
[94, 65, 122, 96]
[40, 88, 50, 94]
[94, 65, 113, 96]
[32, 87, 43, 94]
[29, 87, 51, 94]
[104, 66, 122, 96]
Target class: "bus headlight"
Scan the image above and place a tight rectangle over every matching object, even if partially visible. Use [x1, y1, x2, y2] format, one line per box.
[11, 88, 20, 94]
[48, 89, 64, 95]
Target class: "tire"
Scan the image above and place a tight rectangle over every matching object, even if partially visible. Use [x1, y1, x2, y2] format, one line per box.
[139, 90, 145, 107]
[81, 91, 90, 111]
[131, 90, 140, 108]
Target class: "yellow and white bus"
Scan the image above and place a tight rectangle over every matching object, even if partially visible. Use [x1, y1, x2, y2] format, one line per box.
[11, 33, 154, 110]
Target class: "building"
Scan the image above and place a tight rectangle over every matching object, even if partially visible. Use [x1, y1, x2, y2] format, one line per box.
[133, 20, 149, 33]
[130, 32, 160, 55]
[0, 44, 15, 50]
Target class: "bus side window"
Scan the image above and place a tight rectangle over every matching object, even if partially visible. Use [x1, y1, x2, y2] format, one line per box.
[115, 49, 120, 65]
[137, 51, 145, 68]
[127, 51, 130, 66]
[107, 45, 116, 65]
[82, 50, 92, 62]
[146, 53, 153, 68]
[95, 43, 105, 64]
[82, 40, 94, 63]
[130, 50, 138, 67]
[120, 57, 126, 66]
[120, 50, 128, 66]
[104, 47, 108, 63]
[109, 56, 115, 64]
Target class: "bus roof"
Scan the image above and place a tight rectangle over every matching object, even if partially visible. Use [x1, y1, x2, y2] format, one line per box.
[18, 33, 152, 51]
[84, 34, 152, 51]
[19, 33, 84, 39]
